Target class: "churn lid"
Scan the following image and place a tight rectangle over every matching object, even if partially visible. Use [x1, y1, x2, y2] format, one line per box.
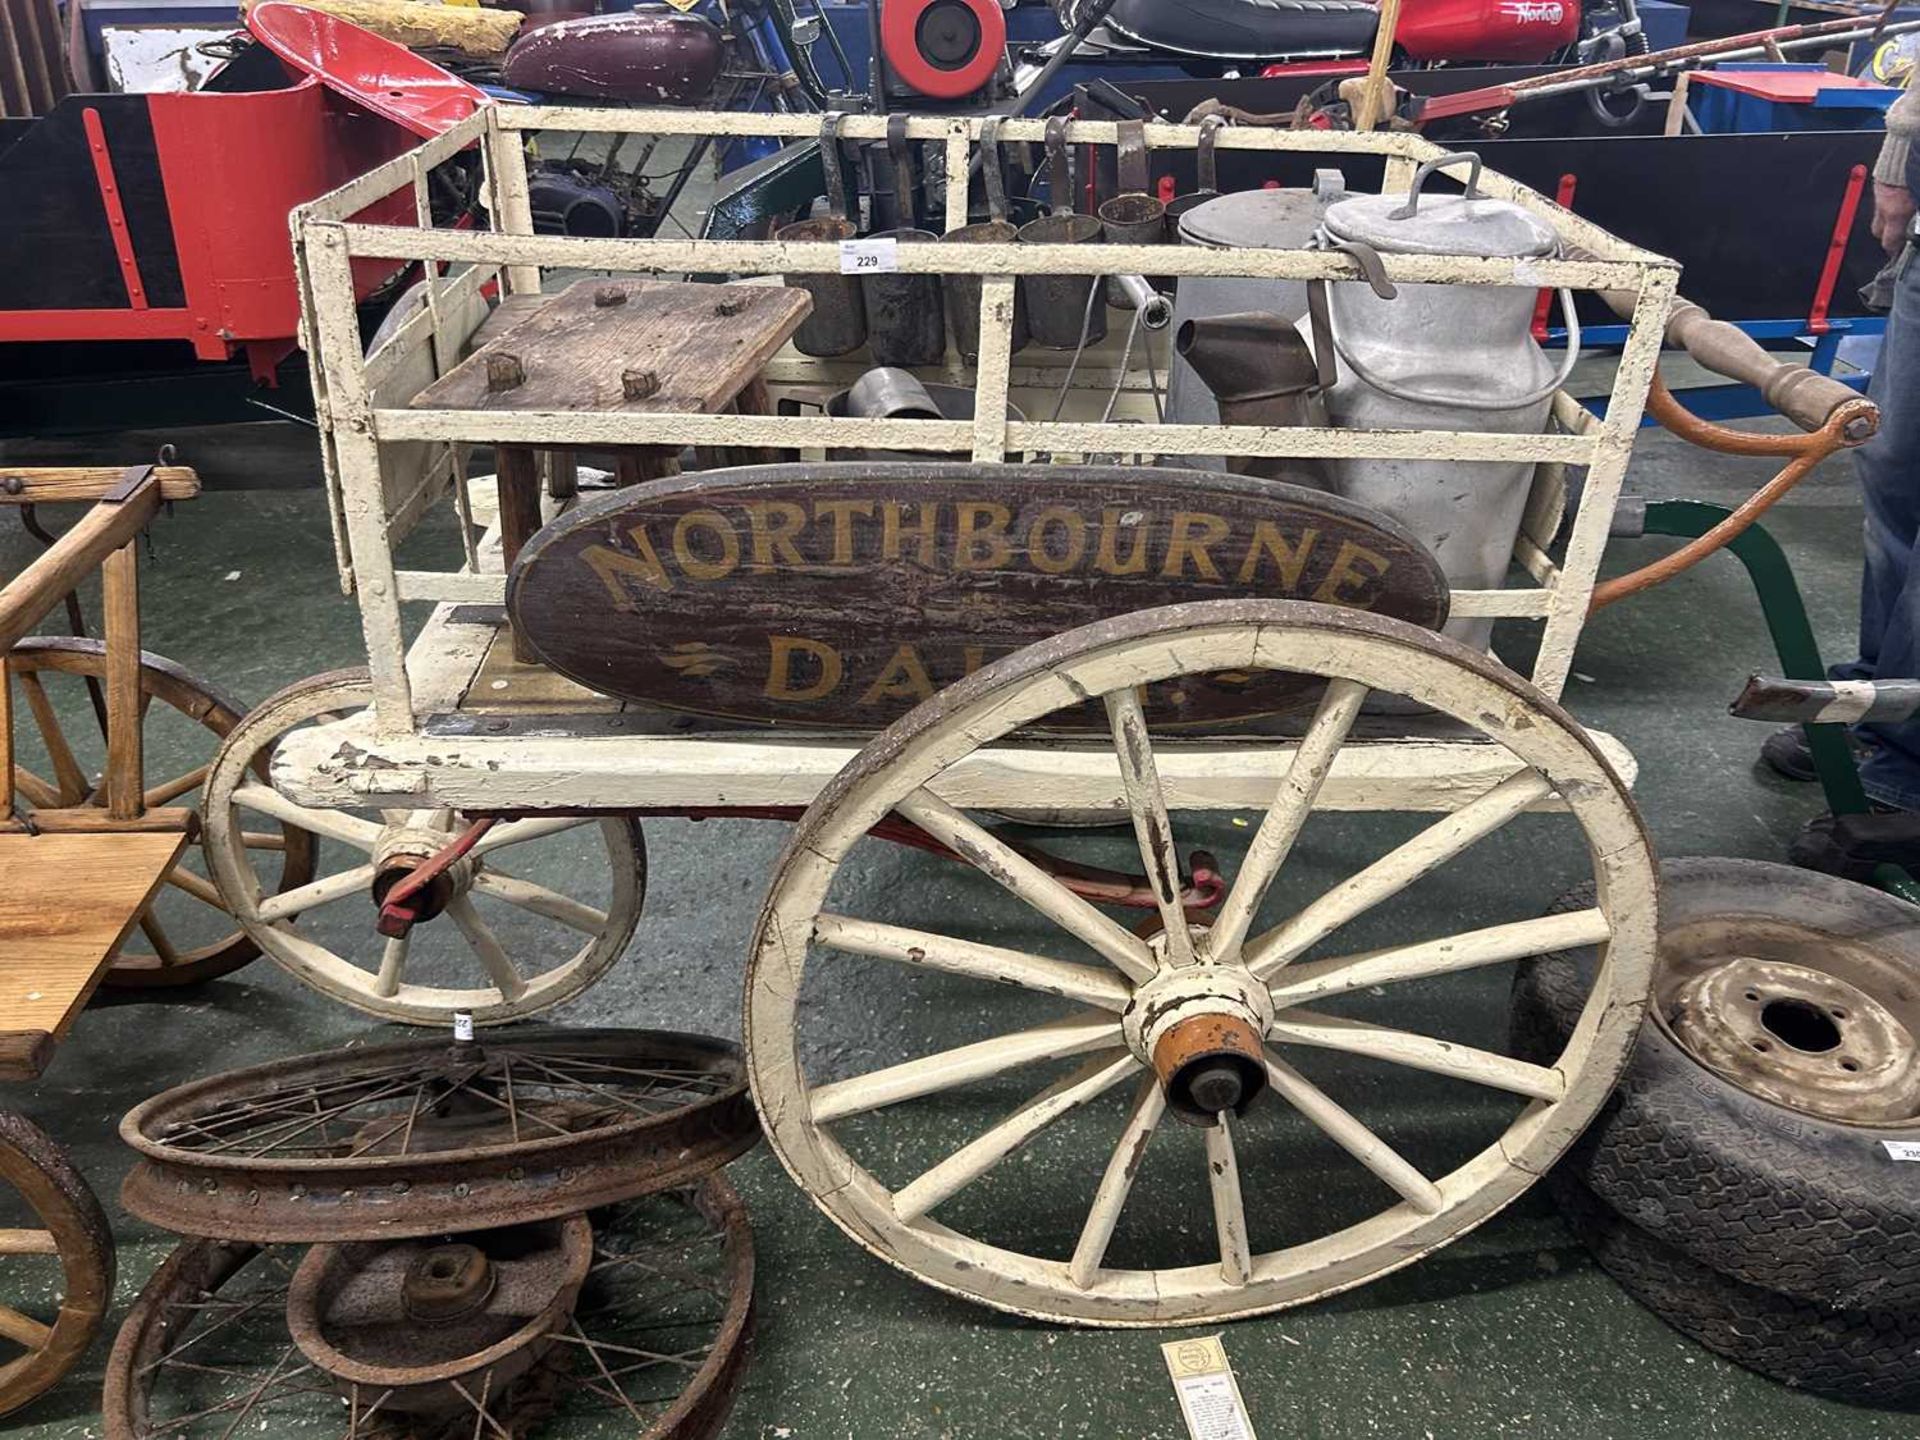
[1179, 189, 1330, 251]
[1322, 153, 1557, 260]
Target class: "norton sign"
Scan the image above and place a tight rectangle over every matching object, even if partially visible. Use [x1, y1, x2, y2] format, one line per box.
[506, 463, 1450, 730]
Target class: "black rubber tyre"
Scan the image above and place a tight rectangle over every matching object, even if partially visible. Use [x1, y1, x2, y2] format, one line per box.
[1512, 857, 1920, 1312]
[1554, 1176, 1920, 1408]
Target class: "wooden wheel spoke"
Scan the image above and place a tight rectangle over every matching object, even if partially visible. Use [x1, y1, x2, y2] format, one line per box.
[894, 790, 1157, 983]
[1069, 1075, 1166, 1289]
[165, 863, 226, 909]
[0, 1302, 52, 1349]
[373, 934, 410, 998]
[471, 816, 595, 857]
[470, 869, 608, 934]
[1205, 1113, 1253, 1286]
[1268, 1009, 1566, 1102]
[17, 672, 89, 803]
[1208, 679, 1368, 961]
[144, 762, 211, 809]
[252, 863, 377, 925]
[446, 897, 528, 1001]
[891, 1052, 1138, 1223]
[11, 766, 59, 809]
[139, 910, 182, 965]
[1246, 769, 1553, 980]
[0, 1229, 58, 1256]
[812, 913, 1131, 1010]
[1103, 688, 1194, 964]
[1266, 907, 1612, 1010]
[241, 831, 288, 852]
[1261, 1050, 1444, 1214]
[231, 784, 382, 852]
[808, 1012, 1123, 1124]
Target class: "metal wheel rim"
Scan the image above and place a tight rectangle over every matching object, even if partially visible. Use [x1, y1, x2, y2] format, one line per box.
[744, 599, 1656, 1325]
[1649, 884, 1920, 1128]
[200, 669, 644, 1025]
[6, 638, 315, 988]
[102, 1178, 755, 1440]
[118, 1028, 758, 1242]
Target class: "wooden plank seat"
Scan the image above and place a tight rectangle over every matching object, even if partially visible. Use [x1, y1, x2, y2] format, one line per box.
[0, 830, 186, 1079]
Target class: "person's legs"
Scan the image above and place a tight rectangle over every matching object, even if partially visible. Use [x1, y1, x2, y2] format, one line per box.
[1848, 247, 1920, 808]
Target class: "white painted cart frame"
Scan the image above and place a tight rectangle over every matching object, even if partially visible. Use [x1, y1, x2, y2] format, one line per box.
[243, 109, 1685, 1319]
[282, 106, 1677, 817]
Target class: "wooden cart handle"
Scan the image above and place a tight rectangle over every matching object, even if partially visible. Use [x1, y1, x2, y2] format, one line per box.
[1599, 289, 1876, 441]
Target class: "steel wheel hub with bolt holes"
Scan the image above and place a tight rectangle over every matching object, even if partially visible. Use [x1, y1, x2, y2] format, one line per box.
[1667, 954, 1920, 1124]
[744, 600, 1657, 1325]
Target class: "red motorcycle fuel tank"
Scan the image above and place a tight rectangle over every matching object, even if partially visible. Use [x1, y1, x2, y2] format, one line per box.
[1395, 0, 1578, 63]
[501, 10, 725, 103]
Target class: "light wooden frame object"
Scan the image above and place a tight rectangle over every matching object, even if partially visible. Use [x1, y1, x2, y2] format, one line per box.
[284, 107, 1679, 817]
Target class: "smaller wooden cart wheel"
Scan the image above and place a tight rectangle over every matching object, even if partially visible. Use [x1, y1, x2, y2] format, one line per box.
[0, 1110, 114, 1416]
[6, 639, 317, 988]
[201, 670, 646, 1025]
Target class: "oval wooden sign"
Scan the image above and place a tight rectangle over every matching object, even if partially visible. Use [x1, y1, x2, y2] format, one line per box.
[506, 463, 1450, 731]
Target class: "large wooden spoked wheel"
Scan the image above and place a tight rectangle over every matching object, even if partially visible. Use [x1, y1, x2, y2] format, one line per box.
[6, 638, 316, 989]
[744, 600, 1657, 1326]
[201, 670, 646, 1025]
[0, 1110, 113, 1416]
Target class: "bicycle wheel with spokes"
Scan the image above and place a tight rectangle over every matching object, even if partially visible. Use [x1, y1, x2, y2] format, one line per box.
[744, 599, 1657, 1325]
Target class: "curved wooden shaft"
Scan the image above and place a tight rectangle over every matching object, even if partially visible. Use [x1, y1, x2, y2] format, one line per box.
[1590, 377, 1866, 610]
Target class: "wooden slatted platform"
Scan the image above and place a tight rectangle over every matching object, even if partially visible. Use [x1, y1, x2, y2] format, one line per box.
[0, 831, 186, 1079]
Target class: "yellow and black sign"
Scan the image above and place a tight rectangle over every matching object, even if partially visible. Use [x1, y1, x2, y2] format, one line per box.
[507, 463, 1450, 730]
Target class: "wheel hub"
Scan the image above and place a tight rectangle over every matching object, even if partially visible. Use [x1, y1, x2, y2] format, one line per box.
[403, 1243, 495, 1322]
[287, 1217, 592, 1415]
[372, 824, 476, 924]
[1124, 940, 1274, 1126]
[1668, 955, 1920, 1124]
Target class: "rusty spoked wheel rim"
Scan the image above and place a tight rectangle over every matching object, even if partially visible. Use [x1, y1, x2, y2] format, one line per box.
[0, 1110, 115, 1417]
[7, 638, 317, 988]
[119, 1029, 758, 1242]
[103, 1179, 755, 1440]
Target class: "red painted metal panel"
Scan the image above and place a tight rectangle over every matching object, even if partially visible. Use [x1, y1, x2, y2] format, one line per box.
[247, 1, 485, 137]
[0, 307, 194, 341]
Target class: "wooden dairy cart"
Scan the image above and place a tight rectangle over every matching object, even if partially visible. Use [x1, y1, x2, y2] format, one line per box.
[180, 108, 1873, 1326]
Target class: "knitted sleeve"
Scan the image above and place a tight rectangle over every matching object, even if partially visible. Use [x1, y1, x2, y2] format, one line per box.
[1877, 85, 1920, 188]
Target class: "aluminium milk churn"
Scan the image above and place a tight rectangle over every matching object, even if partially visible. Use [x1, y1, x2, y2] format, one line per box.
[1312, 152, 1573, 651]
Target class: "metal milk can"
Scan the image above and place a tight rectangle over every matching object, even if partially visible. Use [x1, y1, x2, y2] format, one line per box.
[1164, 176, 1345, 465]
[1311, 152, 1576, 652]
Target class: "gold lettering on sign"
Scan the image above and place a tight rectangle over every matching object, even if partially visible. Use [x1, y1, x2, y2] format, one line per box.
[1095, 508, 1151, 575]
[1312, 540, 1391, 604]
[1027, 505, 1088, 575]
[1162, 512, 1231, 581]
[882, 502, 938, 566]
[671, 510, 740, 582]
[582, 523, 671, 607]
[814, 498, 875, 566]
[747, 501, 807, 570]
[765, 636, 843, 702]
[860, 645, 936, 705]
[955, 502, 1012, 571]
[1237, 522, 1317, 589]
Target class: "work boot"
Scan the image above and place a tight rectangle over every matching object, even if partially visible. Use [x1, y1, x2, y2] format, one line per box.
[1760, 724, 1874, 782]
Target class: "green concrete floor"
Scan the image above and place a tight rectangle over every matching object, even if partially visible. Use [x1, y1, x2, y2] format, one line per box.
[0, 422, 1902, 1440]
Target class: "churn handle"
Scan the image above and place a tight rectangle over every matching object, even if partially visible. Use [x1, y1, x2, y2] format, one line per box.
[1389, 151, 1484, 220]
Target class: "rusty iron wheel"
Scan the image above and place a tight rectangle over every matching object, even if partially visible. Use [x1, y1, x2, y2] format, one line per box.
[119, 1029, 759, 1242]
[0, 1110, 115, 1417]
[287, 1216, 593, 1415]
[6, 638, 317, 989]
[103, 1179, 756, 1440]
